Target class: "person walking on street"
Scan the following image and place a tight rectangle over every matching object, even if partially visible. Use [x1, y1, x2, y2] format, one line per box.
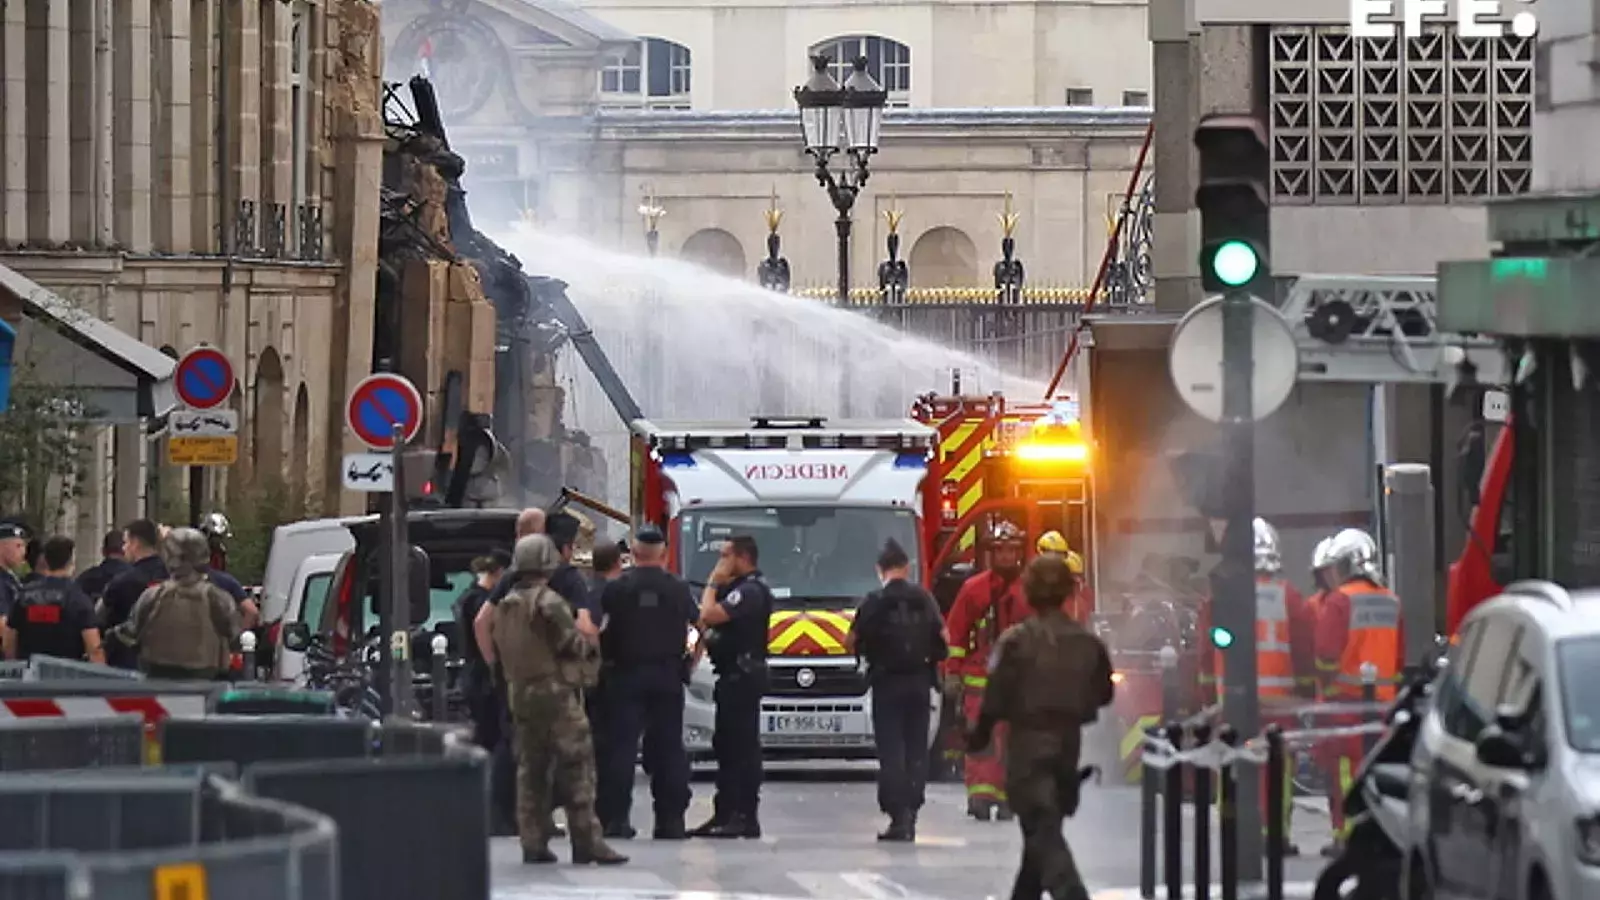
[490, 533, 626, 867]
[100, 520, 168, 669]
[75, 531, 130, 602]
[0, 522, 29, 632]
[969, 554, 1114, 900]
[4, 536, 103, 663]
[118, 528, 240, 680]
[691, 535, 774, 839]
[847, 539, 948, 842]
[596, 526, 697, 840]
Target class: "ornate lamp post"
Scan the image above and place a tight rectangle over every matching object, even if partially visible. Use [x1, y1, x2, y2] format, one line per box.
[793, 55, 888, 306]
[758, 187, 792, 292]
[638, 188, 666, 256]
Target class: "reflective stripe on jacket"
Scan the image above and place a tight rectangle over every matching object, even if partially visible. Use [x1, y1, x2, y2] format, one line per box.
[1210, 578, 1298, 700]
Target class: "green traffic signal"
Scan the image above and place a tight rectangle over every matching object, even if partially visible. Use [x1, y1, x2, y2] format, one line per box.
[1210, 625, 1235, 650]
[1210, 240, 1260, 288]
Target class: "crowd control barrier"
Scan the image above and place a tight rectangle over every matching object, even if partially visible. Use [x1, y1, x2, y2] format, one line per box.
[0, 768, 339, 900]
[162, 716, 489, 900]
[0, 715, 146, 772]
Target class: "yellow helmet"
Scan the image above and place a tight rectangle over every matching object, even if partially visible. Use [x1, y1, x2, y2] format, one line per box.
[1037, 531, 1071, 554]
[1064, 550, 1085, 575]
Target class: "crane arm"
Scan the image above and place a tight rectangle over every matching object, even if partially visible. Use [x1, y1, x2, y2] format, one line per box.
[525, 274, 645, 426]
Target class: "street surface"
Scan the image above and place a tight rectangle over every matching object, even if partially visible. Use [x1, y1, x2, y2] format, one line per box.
[490, 764, 1328, 900]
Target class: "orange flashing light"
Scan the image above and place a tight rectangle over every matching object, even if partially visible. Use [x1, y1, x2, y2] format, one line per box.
[1013, 441, 1090, 463]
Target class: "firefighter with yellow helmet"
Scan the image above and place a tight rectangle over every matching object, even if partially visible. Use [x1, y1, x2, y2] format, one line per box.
[1035, 531, 1091, 622]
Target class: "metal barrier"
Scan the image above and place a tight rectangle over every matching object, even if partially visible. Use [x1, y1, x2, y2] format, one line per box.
[0, 715, 145, 772]
[0, 661, 27, 680]
[161, 716, 489, 900]
[0, 770, 339, 900]
[24, 655, 143, 681]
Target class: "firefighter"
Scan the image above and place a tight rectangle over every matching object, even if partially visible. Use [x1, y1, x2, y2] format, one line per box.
[1312, 528, 1402, 856]
[1305, 536, 1345, 857]
[943, 520, 1030, 821]
[1035, 531, 1091, 621]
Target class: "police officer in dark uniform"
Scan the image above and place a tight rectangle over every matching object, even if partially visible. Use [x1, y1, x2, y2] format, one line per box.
[76, 531, 131, 602]
[0, 522, 28, 631]
[3, 536, 104, 663]
[691, 534, 773, 839]
[596, 526, 697, 840]
[100, 519, 168, 669]
[847, 538, 948, 842]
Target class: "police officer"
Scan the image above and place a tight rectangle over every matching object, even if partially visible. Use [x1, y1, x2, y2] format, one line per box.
[691, 535, 773, 839]
[76, 531, 131, 602]
[3, 536, 103, 663]
[969, 555, 1114, 900]
[456, 550, 512, 753]
[0, 522, 28, 631]
[118, 528, 240, 680]
[596, 526, 697, 839]
[100, 519, 168, 669]
[847, 538, 948, 842]
[490, 533, 626, 867]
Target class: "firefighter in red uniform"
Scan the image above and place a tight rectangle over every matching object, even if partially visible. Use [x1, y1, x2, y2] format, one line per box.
[1198, 517, 1314, 853]
[942, 521, 1030, 821]
[1304, 537, 1343, 856]
[1035, 531, 1092, 621]
[1312, 528, 1402, 857]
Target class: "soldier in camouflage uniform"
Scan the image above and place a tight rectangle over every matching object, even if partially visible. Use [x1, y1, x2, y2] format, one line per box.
[967, 555, 1114, 900]
[120, 527, 239, 680]
[491, 533, 627, 867]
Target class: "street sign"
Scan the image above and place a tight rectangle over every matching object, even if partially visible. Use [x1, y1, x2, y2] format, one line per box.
[167, 435, 239, 466]
[1168, 295, 1299, 423]
[171, 409, 239, 437]
[346, 374, 424, 450]
[174, 345, 236, 410]
[342, 452, 396, 493]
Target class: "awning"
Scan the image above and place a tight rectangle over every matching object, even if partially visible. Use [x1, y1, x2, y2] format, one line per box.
[0, 261, 177, 423]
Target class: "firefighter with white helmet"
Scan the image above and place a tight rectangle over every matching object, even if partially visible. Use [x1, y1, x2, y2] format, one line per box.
[1199, 516, 1313, 854]
[1313, 527, 1401, 854]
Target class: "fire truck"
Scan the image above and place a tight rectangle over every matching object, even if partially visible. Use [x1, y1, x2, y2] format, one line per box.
[628, 415, 941, 758]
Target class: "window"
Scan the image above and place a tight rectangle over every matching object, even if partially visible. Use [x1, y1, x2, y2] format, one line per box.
[1448, 616, 1522, 742]
[297, 572, 333, 628]
[290, 1, 312, 211]
[1065, 87, 1095, 106]
[600, 38, 692, 109]
[1558, 637, 1600, 751]
[1122, 89, 1150, 106]
[810, 35, 911, 107]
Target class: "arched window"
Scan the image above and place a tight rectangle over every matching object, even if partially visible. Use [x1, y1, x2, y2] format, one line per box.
[600, 38, 692, 110]
[809, 35, 911, 107]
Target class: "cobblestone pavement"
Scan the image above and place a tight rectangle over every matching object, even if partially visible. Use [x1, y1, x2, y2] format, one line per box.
[491, 764, 1333, 900]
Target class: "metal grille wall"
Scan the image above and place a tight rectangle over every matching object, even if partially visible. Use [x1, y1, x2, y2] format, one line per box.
[1269, 27, 1533, 204]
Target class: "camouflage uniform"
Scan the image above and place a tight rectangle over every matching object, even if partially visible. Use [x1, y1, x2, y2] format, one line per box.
[977, 600, 1114, 900]
[492, 534, 625, 866]
[121, 527, 238, 679]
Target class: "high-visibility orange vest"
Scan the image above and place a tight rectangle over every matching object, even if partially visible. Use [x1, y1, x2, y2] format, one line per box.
[1329, 581, 1401, 702]
[1211, 578, 1297, 702]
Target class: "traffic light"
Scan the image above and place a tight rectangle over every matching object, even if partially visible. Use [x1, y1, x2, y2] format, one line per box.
[401, 449, 446, 508]
[1194, 114, 1271, 297]
[1210, 625, 1236, 650]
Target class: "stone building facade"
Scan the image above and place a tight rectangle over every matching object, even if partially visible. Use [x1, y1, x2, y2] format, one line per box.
[377, 0, 1153, 291]
[0, 0, 424, 542]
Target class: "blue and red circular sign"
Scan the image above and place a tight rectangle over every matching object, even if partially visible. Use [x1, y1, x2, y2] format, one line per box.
[346, 374, 424, 450]
[174, 345, 235, 410]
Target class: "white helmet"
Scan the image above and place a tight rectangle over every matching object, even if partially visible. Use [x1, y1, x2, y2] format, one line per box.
[1320, 528, 1383, 585]
[1311, 537, 1335, 571]
[1252, 517, 1281, 574]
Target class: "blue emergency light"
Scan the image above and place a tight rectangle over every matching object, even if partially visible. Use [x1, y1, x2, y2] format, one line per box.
[0, 317, 14, 413]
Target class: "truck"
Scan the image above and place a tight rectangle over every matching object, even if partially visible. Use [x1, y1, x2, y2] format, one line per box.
[629, 415, 941, 758]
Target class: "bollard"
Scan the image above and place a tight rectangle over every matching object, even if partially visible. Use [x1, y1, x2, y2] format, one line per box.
[1218, 725, 1238, 900]
[1191, 723, 1212, 900]
[1159, 645, 1181, 721]
[1163, 721, 1185, 900]
[1264, 725, 1285, 900]
[1361, 662, 1379, 757]
[431, 634, 450, 723]
[240, 631, 258, 682]
[1139, 726, 1159, 900]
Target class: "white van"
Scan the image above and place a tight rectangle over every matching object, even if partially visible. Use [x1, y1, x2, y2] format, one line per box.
[259, 516, 371, 625]
[272, 552, 343, 683]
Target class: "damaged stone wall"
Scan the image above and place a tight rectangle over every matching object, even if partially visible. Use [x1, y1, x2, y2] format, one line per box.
[381, 78, 606, 508]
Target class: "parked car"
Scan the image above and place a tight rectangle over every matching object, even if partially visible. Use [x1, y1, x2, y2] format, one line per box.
[1404, 580, 1596, 900]
[271, 552, 342, 683]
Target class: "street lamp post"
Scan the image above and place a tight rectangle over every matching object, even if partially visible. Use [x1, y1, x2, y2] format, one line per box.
[639, 188, 665, 256]
[794, 54, 888, 307]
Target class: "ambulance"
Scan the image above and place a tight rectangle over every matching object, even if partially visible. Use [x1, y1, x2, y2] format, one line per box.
[629, 415, 943, 758]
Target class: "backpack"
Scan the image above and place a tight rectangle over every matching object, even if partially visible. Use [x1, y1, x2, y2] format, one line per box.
[871, 589, 937, 674]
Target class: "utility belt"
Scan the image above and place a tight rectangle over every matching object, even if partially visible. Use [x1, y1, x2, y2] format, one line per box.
[713, 652, 769, 685]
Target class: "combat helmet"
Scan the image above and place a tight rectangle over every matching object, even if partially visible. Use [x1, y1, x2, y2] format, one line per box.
[511, 533, 561, 577]
[162, 527, 211, 578]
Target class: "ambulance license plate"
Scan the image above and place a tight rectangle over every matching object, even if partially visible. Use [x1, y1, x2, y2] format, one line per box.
[766, 713, 845, 734]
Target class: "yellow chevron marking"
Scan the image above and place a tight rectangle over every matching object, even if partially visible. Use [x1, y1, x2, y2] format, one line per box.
[809, 610, 855, 633]
[768, 619, 847, 655]
[769, 609, 802, 625]
[1120, 715, 1161, 782]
